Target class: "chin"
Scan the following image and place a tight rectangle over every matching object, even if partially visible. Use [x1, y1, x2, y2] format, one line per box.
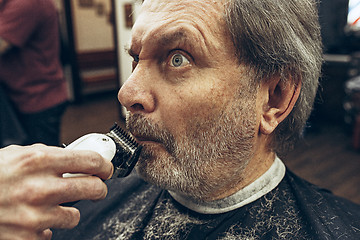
[134, 152, 216, 201]
[135, 153, 191, 194]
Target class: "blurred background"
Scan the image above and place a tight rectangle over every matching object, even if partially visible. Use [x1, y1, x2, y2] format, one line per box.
[54, 0, 360, 204]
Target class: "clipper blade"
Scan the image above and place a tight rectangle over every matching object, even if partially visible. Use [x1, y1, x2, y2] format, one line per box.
[106, 123, 142, 178]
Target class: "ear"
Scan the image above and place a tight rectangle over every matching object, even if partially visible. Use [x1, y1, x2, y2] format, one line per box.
[259, 76, 301, 135]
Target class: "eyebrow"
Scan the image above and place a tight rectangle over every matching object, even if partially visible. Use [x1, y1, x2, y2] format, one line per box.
[156, 30, 188, 48]
[126, 25, 208, 64]
[125, 31, 187, 54]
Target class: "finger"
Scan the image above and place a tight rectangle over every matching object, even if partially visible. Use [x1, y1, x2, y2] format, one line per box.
[54, 148, 114, 180]
[8, 175, 108, 206]
[0, 225, 53, 240]
[0, 205, 80, 234]
[22, 205, 80, 231]
[39, 229, 52, 240]
[59, 176, 109, 203]
[46, 176, 108, 204]
[39, 206, 80, 229]
[8, 145, 113, 180]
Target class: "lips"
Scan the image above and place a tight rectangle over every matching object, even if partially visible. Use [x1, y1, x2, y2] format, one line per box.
[132, 134, 161, 144]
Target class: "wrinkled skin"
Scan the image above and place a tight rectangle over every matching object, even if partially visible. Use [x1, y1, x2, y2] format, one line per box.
[0, 144, 113, 240]
[118, 0, 277, 201]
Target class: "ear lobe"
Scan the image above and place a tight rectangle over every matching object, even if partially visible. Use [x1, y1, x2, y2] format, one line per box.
[260, 77, 301, 135]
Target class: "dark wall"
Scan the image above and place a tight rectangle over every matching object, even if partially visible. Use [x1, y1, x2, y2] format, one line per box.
[318, 0, 349, 53]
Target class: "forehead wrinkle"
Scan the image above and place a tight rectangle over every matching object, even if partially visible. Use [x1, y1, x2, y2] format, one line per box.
[142, 0, 227, 34]
[142, 0, 225, 16]
[146, 0, 225, 36]
[146, 25, 206, 54]
[133, 16, 226, 62]
[131, 17, 206, 60]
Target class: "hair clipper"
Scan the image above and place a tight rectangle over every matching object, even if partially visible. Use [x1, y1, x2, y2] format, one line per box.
[63, 123, 142, 179]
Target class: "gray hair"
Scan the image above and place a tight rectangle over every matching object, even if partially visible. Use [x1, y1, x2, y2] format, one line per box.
[224, 0, 323, 154]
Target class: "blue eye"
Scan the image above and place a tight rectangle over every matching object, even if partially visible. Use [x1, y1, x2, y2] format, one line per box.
[170, 53, 190, 67]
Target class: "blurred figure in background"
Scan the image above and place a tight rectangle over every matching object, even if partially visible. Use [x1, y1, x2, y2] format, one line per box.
[0, 0, 68, 147]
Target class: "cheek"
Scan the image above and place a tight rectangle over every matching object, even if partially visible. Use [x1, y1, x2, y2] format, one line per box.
[159, 84, 228, 136]
[156, 64, 242, 136]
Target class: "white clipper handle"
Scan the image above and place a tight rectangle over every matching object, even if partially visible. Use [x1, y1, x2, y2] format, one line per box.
[63, 133, 116, 178]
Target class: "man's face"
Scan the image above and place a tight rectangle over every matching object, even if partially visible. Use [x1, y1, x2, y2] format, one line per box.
[118, 0, 259, 201]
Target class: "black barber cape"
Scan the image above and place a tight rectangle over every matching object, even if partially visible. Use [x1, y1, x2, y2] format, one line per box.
[53, 164, 360, 239]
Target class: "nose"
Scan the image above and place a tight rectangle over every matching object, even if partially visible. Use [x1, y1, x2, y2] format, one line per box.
[118, 70, 156, 114]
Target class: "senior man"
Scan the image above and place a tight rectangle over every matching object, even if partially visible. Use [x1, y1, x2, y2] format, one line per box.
[52, 0, 360, 239]
[0, 0, 358, 239]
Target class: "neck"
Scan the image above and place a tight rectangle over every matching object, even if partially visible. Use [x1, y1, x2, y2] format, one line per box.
[169, 156, 285, 214]
[211, 146, 275, 201]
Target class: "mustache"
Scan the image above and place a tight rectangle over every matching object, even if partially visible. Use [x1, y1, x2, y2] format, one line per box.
[126, 113, 176, 153]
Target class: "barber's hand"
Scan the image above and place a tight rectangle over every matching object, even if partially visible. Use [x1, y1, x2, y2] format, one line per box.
[0, 144, 113, 240]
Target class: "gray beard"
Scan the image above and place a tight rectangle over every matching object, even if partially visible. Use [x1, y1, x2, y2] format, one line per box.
[126, 91, 257, 201]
